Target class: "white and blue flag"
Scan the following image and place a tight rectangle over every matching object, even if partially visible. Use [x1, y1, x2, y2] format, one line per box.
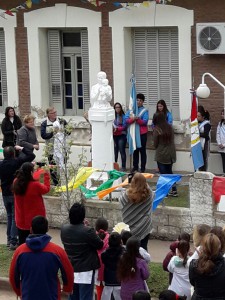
[127, 77, 141, 155]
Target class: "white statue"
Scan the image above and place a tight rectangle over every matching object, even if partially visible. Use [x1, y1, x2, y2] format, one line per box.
[90, 71, 112, 109]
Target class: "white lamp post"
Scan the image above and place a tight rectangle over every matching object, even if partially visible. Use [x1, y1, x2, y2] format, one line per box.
[196, 72, 225, 115]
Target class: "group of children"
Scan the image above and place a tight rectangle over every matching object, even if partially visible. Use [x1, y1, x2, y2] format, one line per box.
[162, 223, 225, 300]
[94, 217, 151, 300]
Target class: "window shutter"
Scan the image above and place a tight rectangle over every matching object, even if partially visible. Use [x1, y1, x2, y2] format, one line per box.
[147, 29, 159, 117]
[133, 28, 179, 120]
[0, 29, 8, 109]
[48, 30, 63, 115]
[170, 28, 179, 119]
[133, 29, 148, 98]
[81, 29, 90, 111]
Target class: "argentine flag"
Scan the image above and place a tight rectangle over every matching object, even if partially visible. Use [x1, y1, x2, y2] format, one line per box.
[127, 77, 141, 155]
[191, 91, 204, 170]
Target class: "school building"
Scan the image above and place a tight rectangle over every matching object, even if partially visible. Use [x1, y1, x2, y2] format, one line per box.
[0, 0, 224, 173]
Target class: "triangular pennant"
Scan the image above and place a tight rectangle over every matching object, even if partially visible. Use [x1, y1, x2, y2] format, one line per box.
[10, 8, 18, 13]
[113, 2, 122, 7]
[98, 1, 106, 6]
[16, 5, 26, 9]
[25, 0, 33, 9]
[4, 10, 14, 16]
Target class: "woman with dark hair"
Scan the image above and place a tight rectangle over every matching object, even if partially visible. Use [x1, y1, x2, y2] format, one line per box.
[119, 172, 154, 251]
[118, 236, 149, 300]
[168, 240, 191, 299]
[1, 106, 22, 148]
[216, 109, 225, 174]
[153, 112, 177, 197]
[113, 102, 127, 171]
[152, 100, 173, 126]
[197, 110, 211, 171]
[189, 233, 225, 300]
[13, 162, 50, 245]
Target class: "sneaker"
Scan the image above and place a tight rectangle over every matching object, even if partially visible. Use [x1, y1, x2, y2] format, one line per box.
[7, 241, 10, 247]
[9, 244, 18, 251]
[131, 168, 138, 173]
[168, 191, 178, 197]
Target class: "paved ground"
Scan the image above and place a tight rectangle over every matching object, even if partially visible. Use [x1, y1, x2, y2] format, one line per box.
[0, 223, 173, 300]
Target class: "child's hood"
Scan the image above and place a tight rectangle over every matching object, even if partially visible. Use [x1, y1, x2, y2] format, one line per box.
[174, 255, 188, 267]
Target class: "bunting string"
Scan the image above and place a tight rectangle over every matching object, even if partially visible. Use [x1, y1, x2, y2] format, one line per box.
[0, 0, 46, 19]
[0, 0, 172, 19]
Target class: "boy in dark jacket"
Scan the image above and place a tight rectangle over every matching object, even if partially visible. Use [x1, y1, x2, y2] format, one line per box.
[101, 232, 124, 300]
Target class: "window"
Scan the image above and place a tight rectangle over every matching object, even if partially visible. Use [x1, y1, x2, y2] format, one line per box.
[133, 27, 179, 119]
[0, 29, 7, 110]
[48, 29, 89, 116]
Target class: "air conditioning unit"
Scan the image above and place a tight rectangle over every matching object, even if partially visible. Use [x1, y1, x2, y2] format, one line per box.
[196, 23, 225, 54]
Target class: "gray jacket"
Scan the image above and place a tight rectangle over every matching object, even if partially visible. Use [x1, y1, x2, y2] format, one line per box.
[17, 126, 39, 151]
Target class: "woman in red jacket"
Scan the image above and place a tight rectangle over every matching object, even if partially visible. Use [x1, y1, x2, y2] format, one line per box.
[13, 162, 50, 245]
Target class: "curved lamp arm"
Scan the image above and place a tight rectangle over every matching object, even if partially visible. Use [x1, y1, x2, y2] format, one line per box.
[201, 72, 225, 90]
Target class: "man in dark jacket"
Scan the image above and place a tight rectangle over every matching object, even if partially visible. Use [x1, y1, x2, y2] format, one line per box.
[61, 203, 103, 300]
[0, 146, 35, 250]
[40, 107, 68, 185]
[9, 216, 74, 300]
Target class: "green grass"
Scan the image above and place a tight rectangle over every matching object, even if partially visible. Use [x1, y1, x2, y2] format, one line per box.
[162, 185, 189, 208]
[148, 262, 168, 297]
[0, 245, 168, 297]
[0, 245, 13, 277]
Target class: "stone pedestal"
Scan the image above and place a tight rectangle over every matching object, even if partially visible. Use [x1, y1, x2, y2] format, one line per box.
[88, 107, 114, 170]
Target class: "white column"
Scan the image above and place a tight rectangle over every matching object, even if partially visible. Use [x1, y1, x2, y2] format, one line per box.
[88, 107, 114, 170]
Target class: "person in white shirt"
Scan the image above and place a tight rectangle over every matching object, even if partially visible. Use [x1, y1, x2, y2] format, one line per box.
[168, 240, 191, 300]
[216, 109, 225, 174]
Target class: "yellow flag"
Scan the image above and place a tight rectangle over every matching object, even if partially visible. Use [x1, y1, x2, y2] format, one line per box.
[26, 0, 32, 9]
[55, 167, 98, 192]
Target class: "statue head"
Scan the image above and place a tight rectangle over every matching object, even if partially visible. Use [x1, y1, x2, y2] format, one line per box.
[97, 71, 106, 84]
[102, 79, 108, 86]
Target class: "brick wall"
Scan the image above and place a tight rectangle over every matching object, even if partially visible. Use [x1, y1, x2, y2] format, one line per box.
[172, 0, 225, 141]
[15, 12, 31, 117]
[3, 0, 225, 138]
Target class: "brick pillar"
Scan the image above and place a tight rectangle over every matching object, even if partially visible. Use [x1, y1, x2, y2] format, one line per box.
[100, 11, 114, 100]
[15, 12, 31, 117]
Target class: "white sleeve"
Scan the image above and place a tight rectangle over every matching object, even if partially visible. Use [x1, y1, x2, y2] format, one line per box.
[187, 248, 200, 267]
[216, 123, 221, 145]
[139, 247, 151, 263]
[167, 256, 176, 273]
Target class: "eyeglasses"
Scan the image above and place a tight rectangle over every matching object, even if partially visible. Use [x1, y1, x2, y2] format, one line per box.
[49, 111, 57, 114]
[115, 106, 121, 109]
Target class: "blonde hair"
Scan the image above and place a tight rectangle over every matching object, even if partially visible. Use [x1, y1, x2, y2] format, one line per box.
[23, 114, 35, 124]
[46, 107, 55, 115]
[126, 173, 151, 203]
[193, 224, 211, 247]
